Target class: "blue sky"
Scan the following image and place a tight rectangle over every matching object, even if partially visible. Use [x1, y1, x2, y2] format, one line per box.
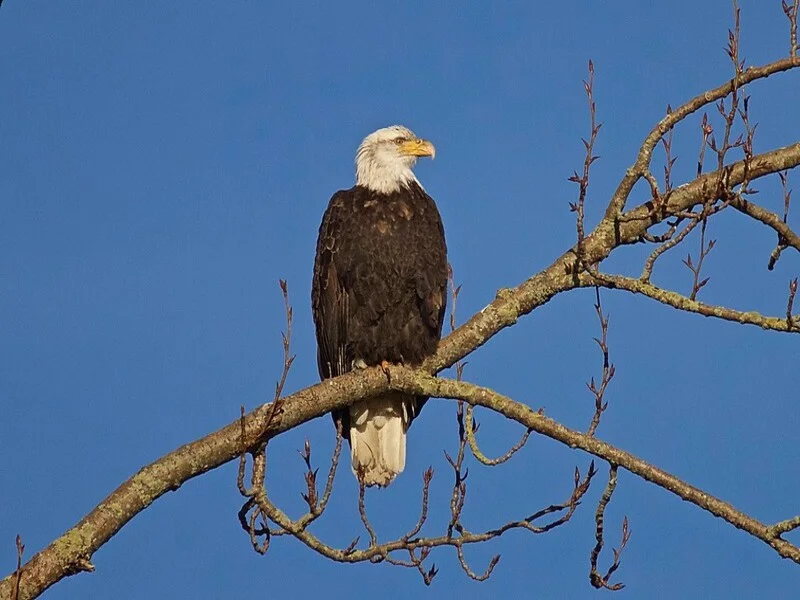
[2, 1, 799, 598]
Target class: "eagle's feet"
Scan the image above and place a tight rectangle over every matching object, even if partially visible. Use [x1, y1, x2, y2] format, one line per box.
[380, 360, 392, 383]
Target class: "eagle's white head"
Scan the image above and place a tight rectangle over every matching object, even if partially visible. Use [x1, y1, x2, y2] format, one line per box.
[355, 125, 436, 195]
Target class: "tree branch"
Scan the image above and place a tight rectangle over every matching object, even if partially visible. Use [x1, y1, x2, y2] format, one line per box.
[729, 194, 800, 259]
[580, 272, 800, 333]
[384, 370, 800, 565]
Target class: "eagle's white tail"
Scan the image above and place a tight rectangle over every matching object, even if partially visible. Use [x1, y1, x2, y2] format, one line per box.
[349, 393, 410, 487]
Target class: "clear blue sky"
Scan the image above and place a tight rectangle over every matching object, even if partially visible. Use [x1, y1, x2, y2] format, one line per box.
[2, 1, 799, 598]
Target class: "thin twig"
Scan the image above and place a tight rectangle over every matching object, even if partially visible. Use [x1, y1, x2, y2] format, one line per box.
[737, 94, 758, 196]
[682, 216, 716, 301]
[768, 171, 793, 270]
[569, 59, 603, 271]
[358, 480, 379, 549]
[403, 468, 434, 541]
[456, 546, 499, 582]
[767, 514, 800, 538]
[697, 113, 713, 177]
[447, 264, 467, 381]
[464, 404, 532, 466]
[445, 401, 470, 538]
[11, 537, 23, 600]
[237, 406, 250, 496]
[587, 288, 615, 436]
[661, 104, 677, 195]
[589, 465, 630, 591]
[299, 440, 319, 511]
[788, 278, 798, 330]
[711, 1, 745, 174]
[298, 419, 343, 519]
[784, 0, 800, 57]
[641, 215, 701, 282]
[781, 171, 793, 225]
[275, 279, 295, 400]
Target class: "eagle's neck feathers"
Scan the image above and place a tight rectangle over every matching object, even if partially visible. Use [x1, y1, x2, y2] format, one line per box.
[355, 148, 422, 195]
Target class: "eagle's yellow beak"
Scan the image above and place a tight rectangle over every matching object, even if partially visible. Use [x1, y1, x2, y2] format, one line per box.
[400, 138, 436, 159]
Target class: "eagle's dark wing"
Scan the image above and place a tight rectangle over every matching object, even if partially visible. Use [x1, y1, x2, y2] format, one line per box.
[312, 190, 353, 383]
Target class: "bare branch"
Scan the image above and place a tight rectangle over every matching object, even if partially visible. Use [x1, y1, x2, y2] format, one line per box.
[788, 278, 798, 330]
[641, 215, 701, 282]
[447, 263, 467, 381]
[7, 337, 800, 600]
[698, 112, 713, 177]
[273, 279, 295, 403]
[682, 216, 716, 301]
[357, 480, 379, 548]
[456, 546, 499, 582]
[464, 405, 532, 466]
[582, 271, 800, 333]
[781, 170, 793, 224]
[766, 171, 796, 270]
[298, 417, 343, 519]
[8, 137, 800, 600]
[661, 104, 677, 194]
[446, 401, 470, 538]
[11, 537, 23, 600]
[587, 288, 616, 436]
[589, 466, 630, 591]
[711, 1, 745, 175]
[785, 0, 800, 57]
[768, 514, 800, 538]
[403, 468, 434, 541]
[569, 59, 603, 268]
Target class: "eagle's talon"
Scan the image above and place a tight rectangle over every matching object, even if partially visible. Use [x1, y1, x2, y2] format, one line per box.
[380, 360, 392, 383]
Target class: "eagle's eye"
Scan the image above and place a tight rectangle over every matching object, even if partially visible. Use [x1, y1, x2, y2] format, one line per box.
[393, 137, 407, 145]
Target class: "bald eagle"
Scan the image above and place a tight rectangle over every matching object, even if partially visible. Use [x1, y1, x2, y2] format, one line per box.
[312, 125, 448, 487]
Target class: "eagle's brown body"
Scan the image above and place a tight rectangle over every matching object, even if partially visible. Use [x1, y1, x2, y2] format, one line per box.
[312, 179, 447, 486]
